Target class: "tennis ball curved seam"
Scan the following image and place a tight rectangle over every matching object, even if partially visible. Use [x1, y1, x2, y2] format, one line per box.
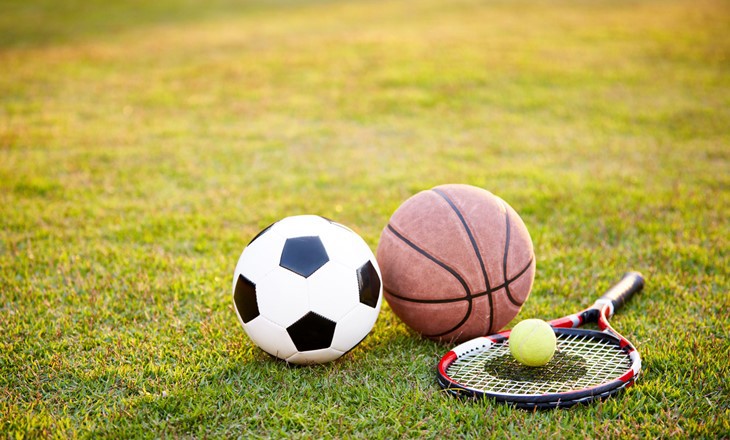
[509, 319, 556, 367]
[510, 323, 539, 365]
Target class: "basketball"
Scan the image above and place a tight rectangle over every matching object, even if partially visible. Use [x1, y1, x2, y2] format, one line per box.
[377, 184, 535, 343]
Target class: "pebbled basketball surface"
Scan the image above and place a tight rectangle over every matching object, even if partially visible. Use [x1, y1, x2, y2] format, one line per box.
[377, 184, 535, 343]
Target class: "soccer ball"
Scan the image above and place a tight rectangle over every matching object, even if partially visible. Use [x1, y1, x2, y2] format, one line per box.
[232, 215, 383, 364]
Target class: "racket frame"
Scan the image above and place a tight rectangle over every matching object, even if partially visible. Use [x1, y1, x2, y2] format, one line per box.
[436, 272, 644, 409]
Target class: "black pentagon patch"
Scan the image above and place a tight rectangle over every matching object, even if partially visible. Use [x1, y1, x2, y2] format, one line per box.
[280, 236, 329, 278]
[233, 274, 259, 323]
[287, 312, 336, 351]
[356, 260, 380, 308]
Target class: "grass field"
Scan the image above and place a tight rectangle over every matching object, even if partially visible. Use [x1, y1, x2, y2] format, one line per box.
[1, 0, 729, 437]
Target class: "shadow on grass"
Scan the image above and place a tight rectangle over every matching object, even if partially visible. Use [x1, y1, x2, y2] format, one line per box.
[92, 338, 446, 437]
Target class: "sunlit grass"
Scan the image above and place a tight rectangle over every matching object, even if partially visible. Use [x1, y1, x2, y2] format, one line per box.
[1, 0, 728, 437]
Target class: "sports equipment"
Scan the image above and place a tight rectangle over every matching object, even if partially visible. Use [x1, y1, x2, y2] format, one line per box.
[377, 184, 535, 343]
[232, 215, 382, 364]
[509, 319, 556, 367]
[437, 272, 644, 409]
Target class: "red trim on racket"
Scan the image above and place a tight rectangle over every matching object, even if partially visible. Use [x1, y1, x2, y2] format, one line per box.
[437, 272, 644, 409]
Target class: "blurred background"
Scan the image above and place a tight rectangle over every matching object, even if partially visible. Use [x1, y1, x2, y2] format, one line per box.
[1, 0, 728, 436]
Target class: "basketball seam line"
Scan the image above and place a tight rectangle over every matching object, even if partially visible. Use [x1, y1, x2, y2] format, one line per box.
[501, 203, 523, 308]
[431, 188, 494, 334]
[384, 224, 471, 298]
[384, 224, 474, 338]
[431, 188, 492, 292]
[384, 254, 534, 304]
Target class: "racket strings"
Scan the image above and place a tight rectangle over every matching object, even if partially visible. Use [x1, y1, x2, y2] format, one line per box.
[447, 332, 632, 395]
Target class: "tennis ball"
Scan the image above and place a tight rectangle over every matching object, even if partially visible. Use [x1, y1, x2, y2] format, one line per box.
[509, 319, 557, 367]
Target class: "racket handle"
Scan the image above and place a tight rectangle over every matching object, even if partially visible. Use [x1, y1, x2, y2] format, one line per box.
[597, 271, 644, 312]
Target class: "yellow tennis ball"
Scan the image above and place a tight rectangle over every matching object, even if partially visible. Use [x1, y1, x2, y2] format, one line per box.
[509, 319, 557, 367]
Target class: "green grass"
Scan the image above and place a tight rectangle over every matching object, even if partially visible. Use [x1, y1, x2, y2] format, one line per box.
[1, 0, 728, 437]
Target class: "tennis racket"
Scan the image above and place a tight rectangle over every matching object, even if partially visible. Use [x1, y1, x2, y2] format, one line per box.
[437, 272, 644, 410]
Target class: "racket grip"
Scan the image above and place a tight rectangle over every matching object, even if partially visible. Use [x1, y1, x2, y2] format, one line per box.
[597, 271, 644, 312]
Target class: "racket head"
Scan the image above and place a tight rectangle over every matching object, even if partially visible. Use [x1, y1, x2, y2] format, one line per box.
[437, 326, 641, 409]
